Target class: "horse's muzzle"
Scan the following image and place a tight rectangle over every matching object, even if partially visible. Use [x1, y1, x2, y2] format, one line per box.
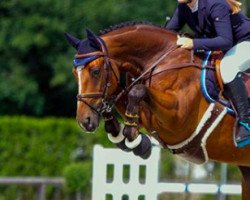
[77, 115, 99, 133]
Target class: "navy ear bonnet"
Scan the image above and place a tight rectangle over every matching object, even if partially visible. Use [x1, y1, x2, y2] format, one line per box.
[77, 39, 100, 54]
[77, 29, 103, 54]
[65, 29, 105, 68]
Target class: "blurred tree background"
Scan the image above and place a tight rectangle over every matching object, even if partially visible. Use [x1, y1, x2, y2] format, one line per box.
[0, 0, 177, 117]
[0, 0, 249, 117]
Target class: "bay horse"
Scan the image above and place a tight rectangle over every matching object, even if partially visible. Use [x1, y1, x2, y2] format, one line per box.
[65, 22, 250, 199]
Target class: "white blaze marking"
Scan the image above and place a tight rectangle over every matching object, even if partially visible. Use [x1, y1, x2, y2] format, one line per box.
[77, 69, 82, 94]
[77, 68, 82, 107]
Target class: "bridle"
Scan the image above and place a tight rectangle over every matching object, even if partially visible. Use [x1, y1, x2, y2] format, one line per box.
[74, 40, 119, 115]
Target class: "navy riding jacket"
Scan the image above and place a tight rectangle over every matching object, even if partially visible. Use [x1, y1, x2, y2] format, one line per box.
[166, 0, 250, 52]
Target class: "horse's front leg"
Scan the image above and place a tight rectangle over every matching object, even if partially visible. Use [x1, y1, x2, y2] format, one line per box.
[123, 84, 152, 159]
[103, 112, 130, 152]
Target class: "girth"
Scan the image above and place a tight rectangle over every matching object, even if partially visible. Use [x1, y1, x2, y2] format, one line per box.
[167, 103, 227, 164]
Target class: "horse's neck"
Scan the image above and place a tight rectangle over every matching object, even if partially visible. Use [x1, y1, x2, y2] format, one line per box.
[102, 26, 177, 71]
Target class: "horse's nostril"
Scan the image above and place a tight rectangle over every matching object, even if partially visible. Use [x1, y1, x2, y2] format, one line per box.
[77, 115, 98, 133]
[77, 117, 91, 130]
[84, 117, 91, 125]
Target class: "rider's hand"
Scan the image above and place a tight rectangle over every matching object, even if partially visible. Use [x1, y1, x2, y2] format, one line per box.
[176, 35, 194, 50]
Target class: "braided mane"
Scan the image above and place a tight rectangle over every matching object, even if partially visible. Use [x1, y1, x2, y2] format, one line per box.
[99, 21, 164, 35]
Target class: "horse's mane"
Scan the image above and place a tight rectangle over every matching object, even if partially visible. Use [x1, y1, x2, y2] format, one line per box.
[99, 21, 165, 35]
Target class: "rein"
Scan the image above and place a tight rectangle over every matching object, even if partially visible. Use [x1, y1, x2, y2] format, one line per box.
[114, 48, 213, 103]
[126, 45, 179, 91]
[145, 62, 211, 81]
[143, 49, 214, 82]
[74, 42, 212, 114]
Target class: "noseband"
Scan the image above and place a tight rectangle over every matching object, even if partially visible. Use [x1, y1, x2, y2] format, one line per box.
[74, 44, 119, 115]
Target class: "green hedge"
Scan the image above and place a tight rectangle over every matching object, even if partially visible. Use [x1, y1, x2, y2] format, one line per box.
[0, 116, 113, 199]
[0, 116, 241, 200]
[0, 116, 113, 176]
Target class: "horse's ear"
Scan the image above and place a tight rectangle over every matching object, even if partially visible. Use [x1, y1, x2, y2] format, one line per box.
[64, 33, 81, 49]
[86, 29, 102, 51]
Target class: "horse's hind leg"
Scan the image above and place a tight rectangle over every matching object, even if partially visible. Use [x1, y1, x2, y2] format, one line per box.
[123, 84, 152, 159]
[239, 166, 250, 200]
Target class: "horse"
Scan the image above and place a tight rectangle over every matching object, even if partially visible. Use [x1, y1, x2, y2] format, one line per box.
[65, 22, 250, 199]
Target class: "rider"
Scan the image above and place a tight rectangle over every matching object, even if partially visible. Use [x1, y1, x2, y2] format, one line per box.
[165, 0, 250, 148]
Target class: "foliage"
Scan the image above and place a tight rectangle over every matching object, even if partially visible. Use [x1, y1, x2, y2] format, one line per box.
[0, 116, 113, 199]
[1, 1, 250, 117]
[63, 162, 91, 193]
[0, 116, 77, 176]
[0, 116, 113, 176]
[0, 0, 177, 117]
[0, 116, 242, 199]
[1, 0, 250, 117]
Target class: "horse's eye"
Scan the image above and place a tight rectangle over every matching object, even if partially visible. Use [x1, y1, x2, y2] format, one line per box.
[91, 68, 100, 77]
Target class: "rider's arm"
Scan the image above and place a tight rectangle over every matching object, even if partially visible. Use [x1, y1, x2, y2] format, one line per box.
[193, 2, 233, 52]
[165, 6, 186, 32]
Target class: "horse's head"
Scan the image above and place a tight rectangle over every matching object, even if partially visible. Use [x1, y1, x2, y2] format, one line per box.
[65, 29, 119, 133]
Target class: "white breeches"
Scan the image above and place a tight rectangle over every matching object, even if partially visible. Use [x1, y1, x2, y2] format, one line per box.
[220, 41, 250, 84]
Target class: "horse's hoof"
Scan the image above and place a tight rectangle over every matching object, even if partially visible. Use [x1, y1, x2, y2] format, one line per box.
[138, 145, 152, 159]
[116, 140, 131, 152]
[132, 134, 152, 159]
[107, 127, 131, 152]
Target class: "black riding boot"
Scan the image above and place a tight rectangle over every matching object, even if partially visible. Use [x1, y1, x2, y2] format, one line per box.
[224, 73, 250, 148]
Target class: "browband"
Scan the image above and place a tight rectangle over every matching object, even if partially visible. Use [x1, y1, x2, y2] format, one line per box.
[73, 50, 107, 68]
[73, 55, 99, 67]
